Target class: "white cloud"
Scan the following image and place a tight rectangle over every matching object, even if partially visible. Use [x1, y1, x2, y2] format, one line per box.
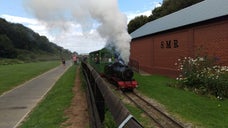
[1, 14, 106, 54]
[125, 1, 162, 22]
[1, 14, 38, 25]
[1, 14, 54, 40]
[53, 27, 106, 53]
[125, 10, 151, 22]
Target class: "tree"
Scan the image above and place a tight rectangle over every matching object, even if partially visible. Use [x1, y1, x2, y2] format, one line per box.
[128, 0, 204, 33]
[0, 34, 17, 58]
[127, 15, 148, 33]
[0, 17, 72, 60]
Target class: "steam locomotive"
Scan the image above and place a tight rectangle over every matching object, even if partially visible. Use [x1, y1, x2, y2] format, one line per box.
[104, 61, 138, 91]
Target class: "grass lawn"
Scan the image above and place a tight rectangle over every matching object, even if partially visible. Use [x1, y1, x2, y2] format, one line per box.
[0, 61, 60, 95]
[19, 65, 76, 128]
[134, 73, 228, 128]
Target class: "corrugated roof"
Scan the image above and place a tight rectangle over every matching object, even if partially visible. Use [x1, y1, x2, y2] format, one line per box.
[130, 0, 228, 39]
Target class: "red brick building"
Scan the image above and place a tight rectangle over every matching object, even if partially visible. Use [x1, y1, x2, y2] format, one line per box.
[129, 0, 228, 77]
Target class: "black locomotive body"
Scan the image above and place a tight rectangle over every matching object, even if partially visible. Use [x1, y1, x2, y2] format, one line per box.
[104, 62, 138, 90]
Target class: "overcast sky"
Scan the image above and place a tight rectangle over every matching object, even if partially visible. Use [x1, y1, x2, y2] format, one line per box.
[0, 0, 162, 54]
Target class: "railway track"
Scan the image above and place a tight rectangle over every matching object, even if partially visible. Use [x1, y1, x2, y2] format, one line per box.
[124, 92, 185, 128]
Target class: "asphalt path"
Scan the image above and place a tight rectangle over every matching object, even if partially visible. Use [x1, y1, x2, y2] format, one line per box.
[0, 62, 71, 128]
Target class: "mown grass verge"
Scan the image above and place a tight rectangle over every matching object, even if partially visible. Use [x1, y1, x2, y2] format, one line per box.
[19, 65, 76, 128]
[125, 104, 154, 128]
[0, 61, 60, 95]
[134, 73, 228, 128]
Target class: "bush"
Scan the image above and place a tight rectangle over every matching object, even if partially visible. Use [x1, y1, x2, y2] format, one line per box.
[0, 58, 24, 65]
[175, 56, 228, 99]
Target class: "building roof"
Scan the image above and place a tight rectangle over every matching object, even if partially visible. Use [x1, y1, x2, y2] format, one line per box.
[130, 0, 228, 39]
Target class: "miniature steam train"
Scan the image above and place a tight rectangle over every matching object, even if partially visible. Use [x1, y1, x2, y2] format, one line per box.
[104, 62, 138, 90]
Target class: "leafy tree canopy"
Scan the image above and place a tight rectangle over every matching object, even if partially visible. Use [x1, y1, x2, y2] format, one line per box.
[0, 18, 72, 61]
[128, 0, 204, 33]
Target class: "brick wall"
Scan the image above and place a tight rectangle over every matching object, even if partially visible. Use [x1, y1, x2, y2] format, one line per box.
[130, 36, 154, 72]
[130, 19, 228, 77]
[194, 20, 228, 65]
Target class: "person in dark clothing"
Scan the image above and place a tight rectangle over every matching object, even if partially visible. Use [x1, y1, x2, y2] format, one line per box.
[62, 58, 66, 66]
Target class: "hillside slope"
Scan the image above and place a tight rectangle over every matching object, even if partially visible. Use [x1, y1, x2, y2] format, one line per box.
[0, 18, 71, 62]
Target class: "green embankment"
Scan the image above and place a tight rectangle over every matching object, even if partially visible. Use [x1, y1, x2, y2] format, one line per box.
[134, 73, 228, 128]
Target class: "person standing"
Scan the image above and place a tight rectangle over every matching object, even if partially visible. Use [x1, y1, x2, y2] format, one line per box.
[72, 54, 77, 65]
[62, 58, 66, 66]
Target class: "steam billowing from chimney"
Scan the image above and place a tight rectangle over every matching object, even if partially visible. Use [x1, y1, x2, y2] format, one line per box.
[23, 0, 131, 63]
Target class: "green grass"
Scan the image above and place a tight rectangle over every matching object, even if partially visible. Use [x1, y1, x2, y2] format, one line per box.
[125, 104, 154, 128]
[134, 73, 228, 128]
[104, 110, 117, 128]
[19, 65, 76, 128]
[0, 61, 60, 95]
[103, 105, 147, 128]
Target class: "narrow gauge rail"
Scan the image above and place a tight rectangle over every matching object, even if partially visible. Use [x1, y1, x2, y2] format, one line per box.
[124, 92, 185, 128]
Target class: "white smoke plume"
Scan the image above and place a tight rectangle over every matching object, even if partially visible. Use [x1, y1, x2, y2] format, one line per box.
[23, 0, 131, 63]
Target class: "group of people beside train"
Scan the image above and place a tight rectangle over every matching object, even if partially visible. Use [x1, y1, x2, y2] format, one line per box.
[60, 54, 78, 66]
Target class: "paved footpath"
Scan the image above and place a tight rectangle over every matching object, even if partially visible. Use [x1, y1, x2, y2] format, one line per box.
[0, 62, 71, 128]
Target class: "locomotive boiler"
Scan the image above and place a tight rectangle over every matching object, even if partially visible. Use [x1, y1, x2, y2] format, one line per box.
[104, 62, 138, 90]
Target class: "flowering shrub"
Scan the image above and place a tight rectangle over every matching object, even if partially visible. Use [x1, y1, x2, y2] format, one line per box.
[175, 56, 228, 99]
